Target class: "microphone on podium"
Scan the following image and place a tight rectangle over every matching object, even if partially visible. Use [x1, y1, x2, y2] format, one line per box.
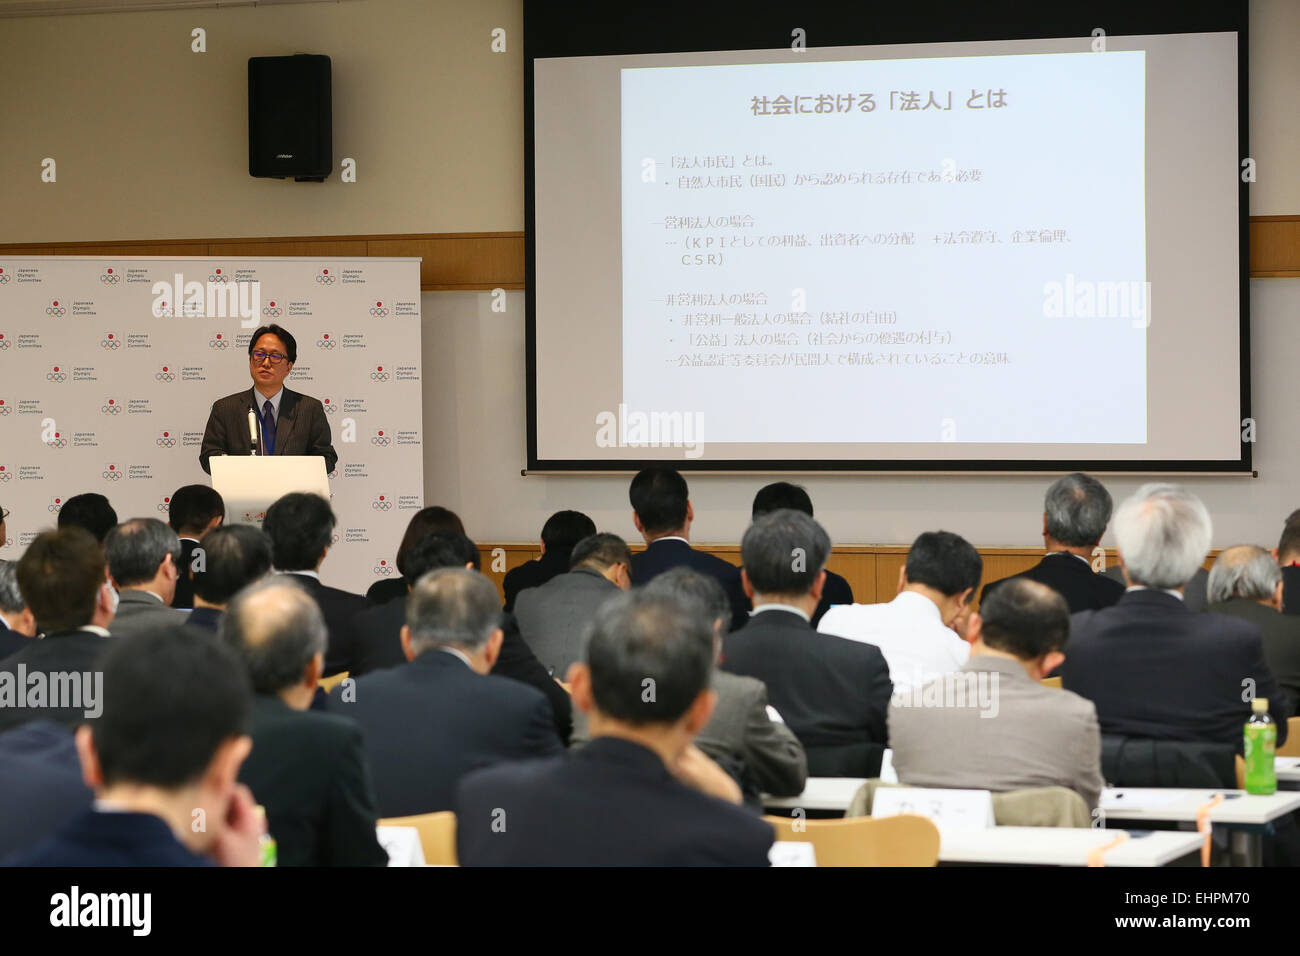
[248, 409, 260, 456]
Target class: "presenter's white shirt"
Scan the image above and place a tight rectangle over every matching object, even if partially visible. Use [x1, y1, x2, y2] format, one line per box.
[817, 590, 970, 696]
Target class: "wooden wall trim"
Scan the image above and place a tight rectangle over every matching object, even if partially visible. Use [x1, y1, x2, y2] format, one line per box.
[2, 220, 1297, 287]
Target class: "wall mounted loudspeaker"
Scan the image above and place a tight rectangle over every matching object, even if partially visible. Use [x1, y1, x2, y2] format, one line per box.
[248, 54, 332, 182]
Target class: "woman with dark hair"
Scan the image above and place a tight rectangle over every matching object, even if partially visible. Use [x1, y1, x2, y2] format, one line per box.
[365, 506, 466, 604]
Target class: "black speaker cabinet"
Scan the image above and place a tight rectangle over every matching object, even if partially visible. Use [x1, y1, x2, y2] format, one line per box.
[248, 54, 332, 181]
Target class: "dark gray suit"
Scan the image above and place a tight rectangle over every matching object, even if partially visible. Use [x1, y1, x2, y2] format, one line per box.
[199, 386, 337, 475]
[514, 568, 621, 676]
[107, 590, 188, 638]
[1208, 597, 1300, 713]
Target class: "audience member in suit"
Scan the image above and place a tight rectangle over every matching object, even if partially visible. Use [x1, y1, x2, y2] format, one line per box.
[263, 492, 369, 675]
[1062, 483, 1290, 748]
[0, 528, 117, 734]
[890, 578, 1105, 811]
[350, 531, 573, 743]
[0, 720, 93, 861]
[628, 467, 747, 630]
[1276, 516, 1300, 616]
[184, 524, 274, 636]
[221, 578, 387, 866]
[1207, 545, 1300, 710]
[750, 482, 853, 626]
[104, 518, 188, 637]
[167, 484, 225, 609]
[1104, 563, 1209, 611]
[819, 530, 979, 697]
[365, 505, 464, 605]
[503, 510, 597, 612]
[327, 568, 563, 817]
[514, 531, 630, 675]
[0, 559, 36, 660]
[982, 473, 1126, 613]
[6, 627, 264, 867]
[723, 510, 893, 777]
[56, 492, 118, 545]
[644, 568, 807, 804]
[0, 502, 8, 551]
[457, 588, 774, 866]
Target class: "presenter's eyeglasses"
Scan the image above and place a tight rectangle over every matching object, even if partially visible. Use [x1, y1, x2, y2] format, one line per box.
[250, 350, 288, 365]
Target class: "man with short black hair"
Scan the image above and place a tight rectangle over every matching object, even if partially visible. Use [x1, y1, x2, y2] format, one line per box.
[889, 578, 1105, 810]
[1207, 545, 1300, 710]
[457, 588, 774, 866]
[5, 628, 263, 866]
[820, 530, 980, 695]
[503, 510, 597, 612]
[724, 510, 893, 777]
[0, 559, 35, 659]
[186, 525, 273, 634]
[104, 518, 188, 638]
[0, 528, 117, 733]
[981, 473, 1125, 612]
[167, 484, 225, 609]
[628, 468, 747, 630]
[56, 493, 118, 545]
[514, 532, 631, 676]
[329, 568, 563, 817]
[263, 492, 369, 675]
[222, 578, 387, 867]
[751, 481, 852, 626]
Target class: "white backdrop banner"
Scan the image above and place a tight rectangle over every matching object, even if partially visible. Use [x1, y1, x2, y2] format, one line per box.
[0, 256, 423, 591]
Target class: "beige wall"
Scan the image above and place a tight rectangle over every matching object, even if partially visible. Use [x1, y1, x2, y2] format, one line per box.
[0, 0, 1295, 247]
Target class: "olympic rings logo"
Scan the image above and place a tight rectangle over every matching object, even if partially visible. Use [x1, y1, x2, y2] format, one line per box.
[155, 370, 176, 383]
[370, 371, 389, 382]
[262, 306, 282, 317]
[46, 437, 67, 449]
[101, 404, 122, 415]
[369, 306, 389, 317]
[0, 274, 10, 284]
[0, 405, 11, 416]
[323, 401, 336, 415]
[46, 305, 66, 317]
[371, 435, 391, 447]
[242, 511, 267, 522]
[372, 498, 392, 511]
[373, 562, 395, 576]
[208, 273, 228, 283]
[316, 273, 335, 285]
[0, 339, 9, 351]
[156, 436, 176, 448]
[48, 501, 63, 513]
[47, 371, 67, 383]
[0, 470, 11, 482]
[316, 338, 336, 349]
[330, 532, 340, 545]
[156, 501, 170, 512]
[100, 338, 120, 350]
[100, 273, 120, 285]
[209, 338, 229, 349]
[102, 469, 121, 481]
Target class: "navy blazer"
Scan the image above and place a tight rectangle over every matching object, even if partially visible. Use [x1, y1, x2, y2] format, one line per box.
[5, 810, 210, 866]
[631, 538, 748, 631]
[1061, 589, 1291, 749]
[281, 572, 369, 676]
[0, 628, 110, 734]
[456, 736, 774, 866]
[0, 720, 93, 860]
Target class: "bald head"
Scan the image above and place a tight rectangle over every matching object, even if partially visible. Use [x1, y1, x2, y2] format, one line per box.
[1208, 545, 1282, 607]
[977, 577, 1070, 661]
[219, 576, 327, 696]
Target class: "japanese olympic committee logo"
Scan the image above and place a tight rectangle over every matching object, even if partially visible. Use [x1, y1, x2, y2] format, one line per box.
[102, 464, 121, 481]
[372, 495, 393, 511]
[242, 511, 267, 522]
[373, 559, 395, 576]
[316, 333, 336, 349]
[0, 334, 9, 351]
[47, 366, 67, 383]
[100, 333, 120, 350]
[0, 400, 10, 416]
[208, 268, 229, 283]
[100, 268, 120, 285]
[46, 432, 67, 449]
[315, 269, 335, 285]
[0, 268, 9, 284]
[157, 495, 171, 513]
[156, 431, 176, 448]
[209, 333, 229, 349]
[371, 430, 391, 447]
[0, 466, 11, 482]
[370, 366, 389, 382]
[48, 497, 63, 513]
[101, 399, 121, 415]
[369, 301, 389, 317]
[330, 532, 340, 545]
[262, 300, 282, 318]
[322, 398, 336, 415]
[46, 299, 66, 317]
[155, 366, 175, 383]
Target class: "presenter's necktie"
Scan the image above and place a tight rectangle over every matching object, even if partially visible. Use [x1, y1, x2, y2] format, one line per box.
[262, 399, 276, 456]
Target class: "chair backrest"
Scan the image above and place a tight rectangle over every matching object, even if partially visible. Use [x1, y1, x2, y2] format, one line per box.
[378, 811, 457, 866]
[765, 813, 939, 866]
[846, 779, 1089, 827]
[318, 670, 349, 694]
[1100, 735, 1236, 788]
[1040, 676, 1063, 689]
[1279, 718, 1300, 758]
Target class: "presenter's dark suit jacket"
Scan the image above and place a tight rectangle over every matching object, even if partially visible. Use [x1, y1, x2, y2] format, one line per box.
[0, 628, 110, 734]
[281, 572, 369, 677]
[982, 553, 1125, 613]
[5, 810, 210, 867]
[721, 609, 892, 777]
[1061, 589, 1290, 749]
[326, 649, 564, 817]
[631, 538, 748, 631]
[238, 695, 388, 867]
[350, 598, 573, 744]
[0, 720, 93, 861]
[199, 386, 338, 475]
[455, 736, 774, 866]
[171, 538, 202, 609]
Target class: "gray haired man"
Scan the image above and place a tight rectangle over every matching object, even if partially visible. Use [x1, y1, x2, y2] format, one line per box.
[1207, 545, 1300, 711]
[104, 518, 188, 638]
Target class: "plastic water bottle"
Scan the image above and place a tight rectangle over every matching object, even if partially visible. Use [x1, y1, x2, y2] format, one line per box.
[1244, 698, 1276, 795]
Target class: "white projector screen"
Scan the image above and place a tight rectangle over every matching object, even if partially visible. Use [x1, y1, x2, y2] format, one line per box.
[527, 18, 1247, 472]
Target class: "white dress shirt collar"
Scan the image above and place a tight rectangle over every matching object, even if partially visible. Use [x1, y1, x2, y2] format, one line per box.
[1125, 585, 1184, 600]
[751, 602, 811, 623]
[438, 646, 474, 669]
